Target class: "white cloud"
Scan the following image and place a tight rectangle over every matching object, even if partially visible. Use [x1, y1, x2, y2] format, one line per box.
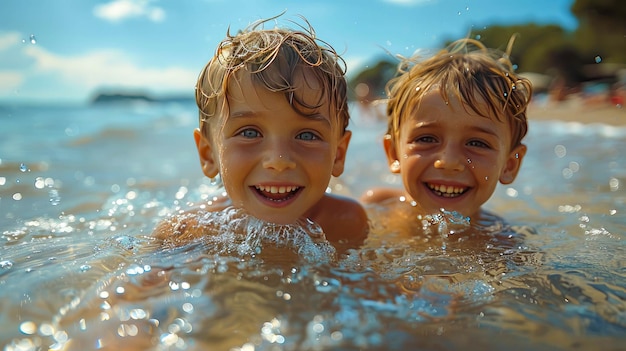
[22, 45, 196, 95]
[0, 32, 26, 94]
[0, 71, 23, 93]
[93, 0, 165, 23]
[0, 32, 21, 51]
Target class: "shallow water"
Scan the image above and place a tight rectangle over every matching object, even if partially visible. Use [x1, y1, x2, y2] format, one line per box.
[1, 102, 625, 350]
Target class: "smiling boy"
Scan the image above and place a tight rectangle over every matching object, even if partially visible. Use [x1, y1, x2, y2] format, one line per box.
[362, 38, 532, 222]
[153, 16, 368, 247]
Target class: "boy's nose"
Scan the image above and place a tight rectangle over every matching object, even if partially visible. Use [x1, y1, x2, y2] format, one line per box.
[434, 148, 465, 172]
[263, 144, 296, 171]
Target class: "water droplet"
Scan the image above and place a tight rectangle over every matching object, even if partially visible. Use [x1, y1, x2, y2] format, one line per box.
[554, 144, 566, 158]
[49, 189, 61, 205]
[29, 34, 37, 44]
[20, 321, 38, 335]
[505, 188, 518, 197]
[1, 260, 14, 269]
[562, 168, 573, 179]
[34, 177, 45, 189]
[39, 323, 55, 336]
[594, 55, 602, 64]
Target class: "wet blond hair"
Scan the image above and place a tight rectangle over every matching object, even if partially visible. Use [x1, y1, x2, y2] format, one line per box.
[195, 15, 349, 135]
[385, 38, 533, 150]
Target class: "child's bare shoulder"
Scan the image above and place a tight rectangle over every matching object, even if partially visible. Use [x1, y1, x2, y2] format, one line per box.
[152, 195, 231, 243]
[313, 193, 369, 242]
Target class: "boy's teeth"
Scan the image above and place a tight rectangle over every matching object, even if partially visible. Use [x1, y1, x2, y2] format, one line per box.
[256, 185, 298, 194]
[427, 183, 467, 196]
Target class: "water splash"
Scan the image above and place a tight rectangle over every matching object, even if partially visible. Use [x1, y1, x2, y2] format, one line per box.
[417, 209, 471, 249]
[0, 260, 14, 270]
[192, 207, 337, 263]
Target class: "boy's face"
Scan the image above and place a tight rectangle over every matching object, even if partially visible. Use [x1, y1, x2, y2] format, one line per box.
[384, 88, 526, 219]
[195, 70, 351, 224]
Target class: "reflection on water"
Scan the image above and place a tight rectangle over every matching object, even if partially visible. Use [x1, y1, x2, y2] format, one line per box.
[1, 103, 625, 350]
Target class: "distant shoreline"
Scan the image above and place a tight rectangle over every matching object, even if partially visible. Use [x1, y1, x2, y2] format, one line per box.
[528, 97, 625, 127]
[90, 92, 194, 105]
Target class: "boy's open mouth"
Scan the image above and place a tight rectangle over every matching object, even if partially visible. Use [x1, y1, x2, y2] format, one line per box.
[254, 185, 302, 202]
[426, 183, 469, 198]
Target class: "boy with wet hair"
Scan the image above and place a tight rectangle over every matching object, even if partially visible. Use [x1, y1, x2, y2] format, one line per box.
[362, 38, 532, 223]
[154, 15, 368, 247]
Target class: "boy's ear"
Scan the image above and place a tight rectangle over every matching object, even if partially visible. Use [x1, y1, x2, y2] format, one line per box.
[383, 134, 401, 173]
[499, 144, 527, 184]
[194, 128, 219, 178]
[331, 130, 352, 177]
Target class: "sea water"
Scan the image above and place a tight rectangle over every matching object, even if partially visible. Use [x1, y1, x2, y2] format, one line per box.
[1, 101, 624, 350]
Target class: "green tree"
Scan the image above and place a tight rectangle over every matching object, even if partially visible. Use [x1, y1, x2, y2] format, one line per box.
[347, 58, 397, 103]
[571, 0, 626, 63]
[466, 24, 572, 74]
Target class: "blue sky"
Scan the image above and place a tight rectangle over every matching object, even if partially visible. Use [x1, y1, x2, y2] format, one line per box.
[0, 0, 577, 104]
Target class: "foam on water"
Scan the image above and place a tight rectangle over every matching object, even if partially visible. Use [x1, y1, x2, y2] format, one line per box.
[188, 207, 337, 263]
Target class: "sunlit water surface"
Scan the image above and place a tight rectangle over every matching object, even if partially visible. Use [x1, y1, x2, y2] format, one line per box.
[1, 102, 624, 350]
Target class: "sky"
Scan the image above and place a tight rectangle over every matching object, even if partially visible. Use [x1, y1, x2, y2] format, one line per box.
[0, 0, 578, 104]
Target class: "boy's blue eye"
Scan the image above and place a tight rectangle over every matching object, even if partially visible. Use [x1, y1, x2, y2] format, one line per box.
[414, 135, 437, 143]
[467, 140, 490, 148]
[240, 129, 260, 138]
[297, 131, 318, 141]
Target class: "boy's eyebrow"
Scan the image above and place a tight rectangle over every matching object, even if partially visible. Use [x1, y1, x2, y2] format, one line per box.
[467, 125, 500, 138]
[229, 110, 332, 127]
[303, 113, 332, 127]
[414, 121, 500, 137]
[229, 110, 256, 118]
